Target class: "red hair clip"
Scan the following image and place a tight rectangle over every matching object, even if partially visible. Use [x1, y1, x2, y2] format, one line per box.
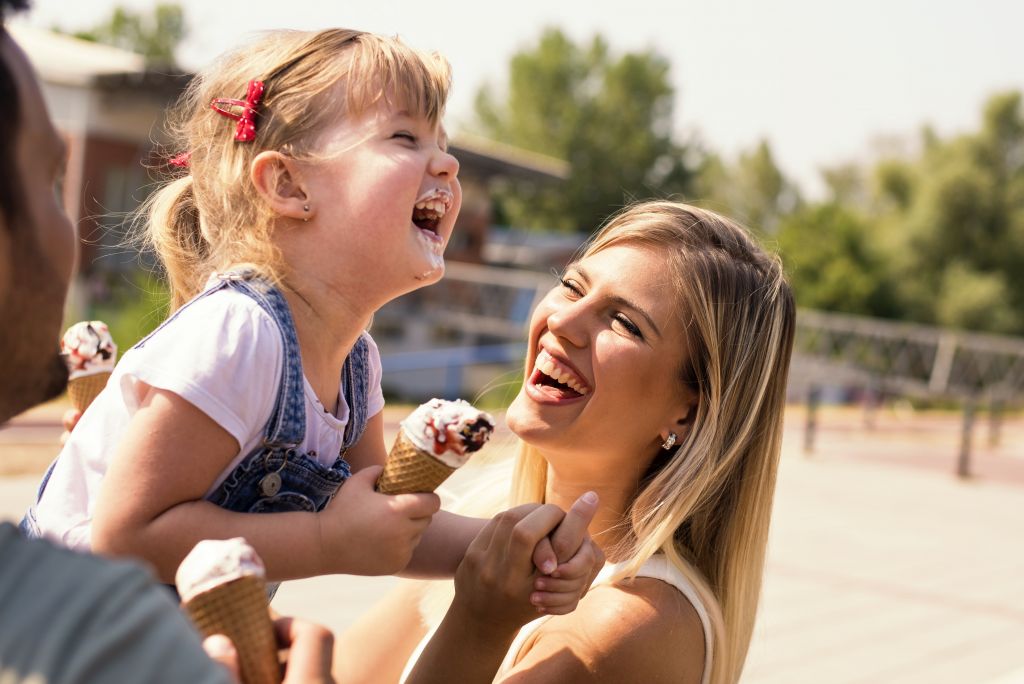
[210, 79, 265, 142]
[169, 151, 192, 168]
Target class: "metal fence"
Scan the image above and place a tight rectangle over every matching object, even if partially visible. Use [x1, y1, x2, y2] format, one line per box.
[373, 263, 1024, 475]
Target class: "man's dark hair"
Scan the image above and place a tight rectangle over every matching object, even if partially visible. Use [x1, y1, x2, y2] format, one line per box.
[0, 0, 31, 227]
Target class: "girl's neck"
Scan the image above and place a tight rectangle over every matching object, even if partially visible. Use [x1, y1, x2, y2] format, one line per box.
[543, 464, 640, 563]
[279, 270, 374, 412]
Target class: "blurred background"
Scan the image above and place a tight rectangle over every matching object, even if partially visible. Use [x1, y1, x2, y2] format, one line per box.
[2, 1, 1023, 681]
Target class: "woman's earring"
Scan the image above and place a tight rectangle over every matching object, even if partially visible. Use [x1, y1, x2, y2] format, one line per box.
[661, 432, 677, 450]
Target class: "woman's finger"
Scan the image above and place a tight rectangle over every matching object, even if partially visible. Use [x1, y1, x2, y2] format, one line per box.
[548, 491, 599, 563]
[504, 504, 565, 568]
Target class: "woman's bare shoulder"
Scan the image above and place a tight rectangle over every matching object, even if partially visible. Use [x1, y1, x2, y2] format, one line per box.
[501, 576, 706, 683]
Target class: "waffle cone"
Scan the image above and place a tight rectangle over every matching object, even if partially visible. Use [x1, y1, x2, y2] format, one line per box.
[376, 428, 458, 494]
[182, 575, 281, 684]
[67, 371, 111, 412]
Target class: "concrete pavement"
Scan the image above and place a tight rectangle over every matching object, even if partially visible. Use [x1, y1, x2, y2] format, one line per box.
[2, 401, 1023, 682]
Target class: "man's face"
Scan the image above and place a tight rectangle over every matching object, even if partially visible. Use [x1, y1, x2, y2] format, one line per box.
[0, 32, 77, 423]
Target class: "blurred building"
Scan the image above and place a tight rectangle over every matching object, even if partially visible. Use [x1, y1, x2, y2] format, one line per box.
[12, 24, 571, 289]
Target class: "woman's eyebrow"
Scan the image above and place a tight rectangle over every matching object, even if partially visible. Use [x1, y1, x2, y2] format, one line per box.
[575, 265, 662, 339]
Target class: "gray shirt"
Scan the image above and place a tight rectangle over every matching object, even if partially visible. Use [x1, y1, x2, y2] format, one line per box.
[0, 523, 231, 684]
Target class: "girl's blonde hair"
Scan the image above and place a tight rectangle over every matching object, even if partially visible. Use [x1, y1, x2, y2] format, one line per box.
[510, 200, 796, 684]
[143, 28, 452, 310]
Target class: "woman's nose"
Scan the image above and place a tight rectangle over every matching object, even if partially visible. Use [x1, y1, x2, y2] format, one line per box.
[546, 300, 588, 348]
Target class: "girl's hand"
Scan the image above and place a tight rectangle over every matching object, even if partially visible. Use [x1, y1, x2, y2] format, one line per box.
[318, 466, 441, 576]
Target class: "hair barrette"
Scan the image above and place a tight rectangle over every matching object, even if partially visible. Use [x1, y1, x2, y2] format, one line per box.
[210, 79, 265, 142]
[169, 151, 192, 168]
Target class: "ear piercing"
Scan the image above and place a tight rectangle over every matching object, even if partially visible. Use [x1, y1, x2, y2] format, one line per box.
[303, 204, 310, 222]
[661, 433, 677, 450]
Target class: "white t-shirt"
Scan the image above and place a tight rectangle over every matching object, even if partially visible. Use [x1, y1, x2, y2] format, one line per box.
[32, 286, 385, 551]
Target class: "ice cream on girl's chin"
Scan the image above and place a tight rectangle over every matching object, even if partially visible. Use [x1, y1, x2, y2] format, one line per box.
[175, 537, 266, 602]
[61, 321, 117, 379]
[401, 398, 495, 468]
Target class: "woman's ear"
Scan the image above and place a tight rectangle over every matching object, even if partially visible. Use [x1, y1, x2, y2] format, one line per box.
[250, 151, 310, 221]
[661, 394, 698, 446]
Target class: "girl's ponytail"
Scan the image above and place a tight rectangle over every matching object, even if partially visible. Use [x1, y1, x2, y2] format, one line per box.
[144, 175, 208, 311]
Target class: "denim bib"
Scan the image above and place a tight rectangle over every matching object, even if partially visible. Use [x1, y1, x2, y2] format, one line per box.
[23, 272, 370, 597]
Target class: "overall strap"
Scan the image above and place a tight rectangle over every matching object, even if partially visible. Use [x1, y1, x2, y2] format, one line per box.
[221, 274, 306, 449]
[340, 335, 370, 449]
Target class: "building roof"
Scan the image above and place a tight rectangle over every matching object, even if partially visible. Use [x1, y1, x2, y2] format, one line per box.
[8, 22, 145, 87]
[450, 131, 569, 183]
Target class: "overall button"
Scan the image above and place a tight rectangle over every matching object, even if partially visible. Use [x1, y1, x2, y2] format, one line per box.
[259, 472, 282, 497]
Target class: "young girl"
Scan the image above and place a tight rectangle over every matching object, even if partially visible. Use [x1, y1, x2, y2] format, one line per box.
[22, 28, 599, 604]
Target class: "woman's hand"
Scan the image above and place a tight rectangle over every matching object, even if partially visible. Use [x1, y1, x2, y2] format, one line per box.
[318, 466, 441, 576]
[531, 492, 605, 615]
[454, 503, 570, 629]
[203, 613, 335, 683]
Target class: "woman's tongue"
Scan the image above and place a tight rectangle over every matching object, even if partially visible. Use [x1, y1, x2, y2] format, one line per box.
[533, 369, 583, 399]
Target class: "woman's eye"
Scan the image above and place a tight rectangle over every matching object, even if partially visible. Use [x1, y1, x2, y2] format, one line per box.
[614, 314, 643, 338]
[559, 278, 583, 297]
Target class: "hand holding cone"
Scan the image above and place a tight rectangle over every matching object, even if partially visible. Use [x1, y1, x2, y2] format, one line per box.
[177, 538, 281, 684]
[61, 320, 117, 411]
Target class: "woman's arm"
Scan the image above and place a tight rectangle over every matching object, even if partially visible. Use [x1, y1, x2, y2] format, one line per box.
[495, 579, 707, 683]
[92, 386, 438, 583]
[334, 581, 431, 684]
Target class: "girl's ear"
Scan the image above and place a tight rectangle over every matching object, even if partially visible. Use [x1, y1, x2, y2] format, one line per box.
[250, 151, 310, 221]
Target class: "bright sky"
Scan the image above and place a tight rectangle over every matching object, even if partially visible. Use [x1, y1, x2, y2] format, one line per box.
[22, 0, 1024, 197]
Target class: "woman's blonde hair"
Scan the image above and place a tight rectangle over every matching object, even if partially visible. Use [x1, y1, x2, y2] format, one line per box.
[142, 28, 451, 310]
[510, 200, 796, 684]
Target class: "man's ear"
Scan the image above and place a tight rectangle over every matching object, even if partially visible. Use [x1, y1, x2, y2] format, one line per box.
[250, 151, 310, 221]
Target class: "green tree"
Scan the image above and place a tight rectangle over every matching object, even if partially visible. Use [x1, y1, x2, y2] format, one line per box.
[473, 28, 695, 232]
[66, 3, 186, 66]
[696, 139, 799, 233]
[878, 91, 1024, 333]
[776, 203, 898, 317]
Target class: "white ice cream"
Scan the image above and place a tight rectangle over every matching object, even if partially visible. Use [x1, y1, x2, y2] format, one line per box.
[400, 398, 495, 468]
[175, 537, 266, 602]
[61, 320, 117, 379]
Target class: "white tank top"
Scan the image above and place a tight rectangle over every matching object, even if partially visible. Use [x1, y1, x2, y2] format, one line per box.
[400, 554, 713, 683]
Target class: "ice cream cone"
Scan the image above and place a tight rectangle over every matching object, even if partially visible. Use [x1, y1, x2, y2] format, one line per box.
[67, 371, 111, 412]
[182, 574, 281, 684]
[376, 427, 458, 494]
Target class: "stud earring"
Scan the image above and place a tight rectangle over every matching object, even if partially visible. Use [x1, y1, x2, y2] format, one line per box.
[661, 432, 677, 450]
[302, 204, 310, 222]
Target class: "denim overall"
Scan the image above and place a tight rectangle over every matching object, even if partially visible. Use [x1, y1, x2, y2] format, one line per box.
[23, 273, 369, 597]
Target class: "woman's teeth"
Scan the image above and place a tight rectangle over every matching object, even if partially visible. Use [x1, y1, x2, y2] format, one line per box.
[535, 350, 590, 395]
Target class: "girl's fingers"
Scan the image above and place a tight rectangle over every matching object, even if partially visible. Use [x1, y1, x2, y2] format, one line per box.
[531, 537, 558, 575]
[532, 576, 586, 594]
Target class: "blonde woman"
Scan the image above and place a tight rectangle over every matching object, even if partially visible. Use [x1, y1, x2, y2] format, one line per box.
[339, 200, 796, 683]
